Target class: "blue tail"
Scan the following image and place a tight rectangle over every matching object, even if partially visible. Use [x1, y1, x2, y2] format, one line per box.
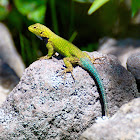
[80, 57, 108, 116]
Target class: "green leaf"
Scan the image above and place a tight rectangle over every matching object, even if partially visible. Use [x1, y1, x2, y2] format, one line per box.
[14, 0, 47, 23]
[69, 31, 77, 42]
[0, 6, 8, 20]
[131, 0, 140, 17]
[49, 0, 59, 35]
[20, 33, 39, 66]
[88, 0, 110, 15]
[73, 0, 94, 3]
[28, 5, 46, 23]
[0, 0, 9, 20]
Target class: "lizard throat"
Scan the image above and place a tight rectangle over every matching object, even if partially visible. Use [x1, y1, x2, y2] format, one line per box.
[42, 37, 49, 44]
[36, 35, 49, 44]
[36, 35, 43, 40]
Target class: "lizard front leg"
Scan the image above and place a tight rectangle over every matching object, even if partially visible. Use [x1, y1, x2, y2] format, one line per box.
[39, 41, 55, 60]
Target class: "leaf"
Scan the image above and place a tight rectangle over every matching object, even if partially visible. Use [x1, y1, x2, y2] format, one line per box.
[73, 0, 94, 3]
[69, 31, 77, 42]
[14, 0, 47, 23]
[0, 0, 9, 20]
[0, 6, 9, 20]
[88, 0, 110, 15]
[28, 5, 46, 23]
[131, 0, 140, 17]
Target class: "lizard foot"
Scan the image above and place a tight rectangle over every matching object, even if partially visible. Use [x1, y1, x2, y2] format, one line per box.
[91, 56, 105, 64]
[38, 55, 51, 60]
[58, 68, 75, 80]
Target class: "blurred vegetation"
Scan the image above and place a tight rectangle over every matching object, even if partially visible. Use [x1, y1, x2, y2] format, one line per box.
[0, 0, 140, 66]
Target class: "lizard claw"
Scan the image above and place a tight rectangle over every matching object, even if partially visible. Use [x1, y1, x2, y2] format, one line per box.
[38, 55, 51, 60]
[57, 68, 75, 80]
[92, 56, 105, 64]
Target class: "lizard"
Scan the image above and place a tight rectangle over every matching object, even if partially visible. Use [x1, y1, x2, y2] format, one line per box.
[28, 23, 109, 117]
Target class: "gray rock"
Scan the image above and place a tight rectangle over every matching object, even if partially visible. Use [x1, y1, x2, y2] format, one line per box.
[0, 52, 138, 139]
[0, 60, 20, 106]
[98, 38, 140, 68]
[0, 22, 25, 77]
[127, 53, 140, 92]
[0, 23, 25, 106]
[80, 98, 140, 140]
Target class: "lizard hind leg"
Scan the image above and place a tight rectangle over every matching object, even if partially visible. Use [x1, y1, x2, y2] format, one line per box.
[83, 52, 104, 64]
[92, 56, 105, 64]
[60, 57, 79, 80]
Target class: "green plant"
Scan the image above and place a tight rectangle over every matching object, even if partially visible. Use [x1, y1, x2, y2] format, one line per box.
[73, 0, 140, 16]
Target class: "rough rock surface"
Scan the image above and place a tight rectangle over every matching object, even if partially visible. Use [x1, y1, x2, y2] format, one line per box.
[98, 38, 140, 68]
[0, 22, 25, 77]
[0, 60, 20, 106]
[80, 98, 140, 140]
[127, 52, 140, 92]
[0, 52, 138, 139]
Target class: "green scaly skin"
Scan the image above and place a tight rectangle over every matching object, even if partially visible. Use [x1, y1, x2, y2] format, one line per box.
[28, 23, 109, 117]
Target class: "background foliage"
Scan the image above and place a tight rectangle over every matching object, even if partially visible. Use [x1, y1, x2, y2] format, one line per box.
[0, 0, 140, 66]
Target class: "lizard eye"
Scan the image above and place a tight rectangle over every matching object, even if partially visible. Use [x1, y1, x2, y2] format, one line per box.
[33, 26, 36, 28]
[40, 31, 43, 34]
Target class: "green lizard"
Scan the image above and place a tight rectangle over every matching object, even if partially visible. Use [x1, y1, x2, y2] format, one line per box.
[28, 23, 109, 117]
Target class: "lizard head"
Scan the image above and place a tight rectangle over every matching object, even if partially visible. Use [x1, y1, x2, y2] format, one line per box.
[28, 23, 53, 40]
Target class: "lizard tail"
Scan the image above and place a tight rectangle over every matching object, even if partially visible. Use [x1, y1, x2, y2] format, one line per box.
[80, 57, 108, 116]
